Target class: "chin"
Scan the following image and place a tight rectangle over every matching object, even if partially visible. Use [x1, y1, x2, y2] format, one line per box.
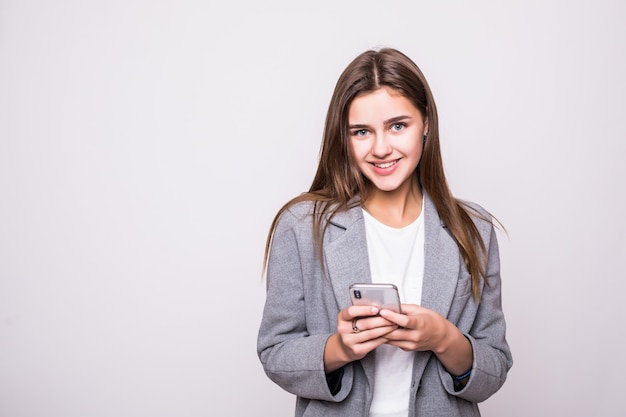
[366, 174, 415, 194]
[370, 182, 403, 193]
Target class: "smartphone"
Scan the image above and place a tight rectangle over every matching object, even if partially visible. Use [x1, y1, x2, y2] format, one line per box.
[349, 283, 402, 313]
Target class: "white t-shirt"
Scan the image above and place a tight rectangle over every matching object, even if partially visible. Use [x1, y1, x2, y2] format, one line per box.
[362, 208, 425, 417]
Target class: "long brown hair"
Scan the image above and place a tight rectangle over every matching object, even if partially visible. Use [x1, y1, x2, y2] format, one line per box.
[264, 48, 494, 299]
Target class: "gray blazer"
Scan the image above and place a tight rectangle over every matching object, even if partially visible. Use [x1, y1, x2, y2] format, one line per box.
[257, 193, 512, 417]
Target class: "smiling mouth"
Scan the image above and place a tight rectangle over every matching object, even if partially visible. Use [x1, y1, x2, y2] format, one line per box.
[372, 160, 399, 169]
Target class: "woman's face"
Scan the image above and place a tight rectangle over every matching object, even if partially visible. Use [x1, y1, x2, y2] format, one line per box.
[348, 87, 427, 195]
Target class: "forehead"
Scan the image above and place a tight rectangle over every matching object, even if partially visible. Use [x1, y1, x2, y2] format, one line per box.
[348, 87, 419, 122]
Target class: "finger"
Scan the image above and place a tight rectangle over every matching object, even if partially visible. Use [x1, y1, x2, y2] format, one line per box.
[385, 339, 420, 352]
[379, 309, 411, 327]
[339, 305, 380, 321]
[383, 328, 424, 351]
[352, 315, 396, 332]
[338, 316, 392, 337]
[383, 327, 412, 341]
[339, 323, 397, 359]
[345, 333, 391, 358]
[351, 324, 398, 342]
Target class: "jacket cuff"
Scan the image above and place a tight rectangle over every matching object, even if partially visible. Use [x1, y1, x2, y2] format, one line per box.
[326, 368, 344, 395]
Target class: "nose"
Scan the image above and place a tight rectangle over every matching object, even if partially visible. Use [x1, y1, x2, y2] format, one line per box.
[372, 132, 392, 158]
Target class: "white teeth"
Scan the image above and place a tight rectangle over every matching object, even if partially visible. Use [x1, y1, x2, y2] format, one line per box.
[374, 161, 397, 169]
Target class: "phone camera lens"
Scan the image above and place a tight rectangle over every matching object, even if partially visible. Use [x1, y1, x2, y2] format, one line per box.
[354, 290, 361, 299]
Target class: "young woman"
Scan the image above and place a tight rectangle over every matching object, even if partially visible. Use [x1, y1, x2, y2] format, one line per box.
[257, 47, 512, 417]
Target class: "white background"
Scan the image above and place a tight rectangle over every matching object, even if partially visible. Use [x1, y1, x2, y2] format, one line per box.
[1, 1, 625, 416]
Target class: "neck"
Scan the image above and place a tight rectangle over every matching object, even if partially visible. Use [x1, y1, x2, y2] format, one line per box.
[362, 179, 423, 228]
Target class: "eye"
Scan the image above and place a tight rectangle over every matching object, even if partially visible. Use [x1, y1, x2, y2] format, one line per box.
[351, 129, 369, 137]
[391, 123, 406, 132]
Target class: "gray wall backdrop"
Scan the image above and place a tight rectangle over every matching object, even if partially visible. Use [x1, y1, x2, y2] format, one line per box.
[1, 1, 625, 416]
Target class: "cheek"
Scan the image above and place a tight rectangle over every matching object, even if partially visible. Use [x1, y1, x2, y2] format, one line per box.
[404, 140, 423, 159]
[350, 140, 368, 160]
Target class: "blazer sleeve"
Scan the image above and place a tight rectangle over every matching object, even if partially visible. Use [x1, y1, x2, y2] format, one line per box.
[438, 224, 513, 402]
[256, 209, 354, 402]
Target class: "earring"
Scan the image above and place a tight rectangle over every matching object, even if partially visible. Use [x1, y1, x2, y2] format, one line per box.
[423, 133, 428, 142]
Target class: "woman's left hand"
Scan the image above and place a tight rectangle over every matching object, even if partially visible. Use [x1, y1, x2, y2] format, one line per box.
[379, 304, 474, 376]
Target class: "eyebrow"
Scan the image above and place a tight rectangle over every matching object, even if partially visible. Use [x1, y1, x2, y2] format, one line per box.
[348, 115, 412, 129]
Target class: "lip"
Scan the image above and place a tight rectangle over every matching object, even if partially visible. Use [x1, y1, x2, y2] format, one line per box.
[369, 159, 400, 175]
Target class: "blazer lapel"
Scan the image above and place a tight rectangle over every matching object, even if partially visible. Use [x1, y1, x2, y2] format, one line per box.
[323, 204, 377, 383]
[324, 205, 371, 312]
[421, 192, 460, 317]
[411, 192, 461, 379]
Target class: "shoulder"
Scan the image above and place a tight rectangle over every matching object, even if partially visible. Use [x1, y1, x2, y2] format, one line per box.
[266, 201, 318, 261]
[458, 199, 496, 233]
[276, 200, 315, 224]
[460, 199, 490, 219]
[275, 196, 363, 229]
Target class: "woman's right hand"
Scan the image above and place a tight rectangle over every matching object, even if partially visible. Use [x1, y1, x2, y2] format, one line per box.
[324, 306, 398, 373]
